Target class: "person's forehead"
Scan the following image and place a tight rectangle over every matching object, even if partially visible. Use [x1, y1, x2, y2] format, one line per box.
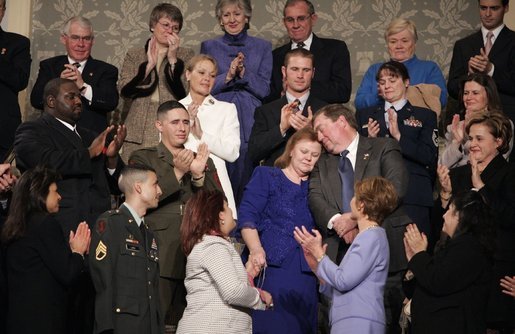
[69, 22, 92, 34]
[166, 107, 189, 120]
[287, 56, 313, 68]
[59, 82, 79, 94]
[285, 2, 310, 15]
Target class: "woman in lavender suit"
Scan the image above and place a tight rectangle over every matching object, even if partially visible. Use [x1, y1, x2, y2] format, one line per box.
[294, 177, 398, 333]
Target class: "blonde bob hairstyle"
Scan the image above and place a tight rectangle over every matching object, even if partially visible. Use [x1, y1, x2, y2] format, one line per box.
[384, 18, 418, 42]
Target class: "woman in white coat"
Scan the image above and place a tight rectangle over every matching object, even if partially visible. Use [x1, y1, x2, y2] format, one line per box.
[180, 54, 240, 216]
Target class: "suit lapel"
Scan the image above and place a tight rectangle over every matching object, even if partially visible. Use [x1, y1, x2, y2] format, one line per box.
[489, 26, 512, 61]
[42, 113, 84, 150]
[355, 136, 372, 182]
[157, 142, 174, 167]
[323, 154, 343, 212]
[81, 57, 96, 83]
[119, 204, 147, 249]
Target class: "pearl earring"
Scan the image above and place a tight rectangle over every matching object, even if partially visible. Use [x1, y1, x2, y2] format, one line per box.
[220, 220, 225, 225]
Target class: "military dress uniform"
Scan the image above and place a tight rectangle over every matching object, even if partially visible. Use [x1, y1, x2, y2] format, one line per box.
[129, 142, 221, 325]
[356, 101, 438, 236]
[89, 204, 163, 334]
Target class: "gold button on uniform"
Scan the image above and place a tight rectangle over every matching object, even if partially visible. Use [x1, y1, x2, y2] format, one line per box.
[116, 308, 121, 313]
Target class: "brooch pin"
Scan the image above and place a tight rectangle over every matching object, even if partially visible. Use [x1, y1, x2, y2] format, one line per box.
[208, 98, 214, 105]
[363, 153, 370, 160]
[1, 48, 6, 55]
[89, 72, 93, 77]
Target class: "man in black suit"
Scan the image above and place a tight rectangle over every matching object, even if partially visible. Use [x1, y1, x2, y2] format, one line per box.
[14, 78, 125, 334]
[248, 48, 326, 166]
[448, 0, 515, 124]
[310, 104, 411, 334]
[31, 16, 118, 134]
[0, 0, 31, 161]
[266, 0, 351, 104]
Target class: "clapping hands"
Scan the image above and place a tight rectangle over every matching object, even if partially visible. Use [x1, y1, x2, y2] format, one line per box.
[403, 224, 427, 262]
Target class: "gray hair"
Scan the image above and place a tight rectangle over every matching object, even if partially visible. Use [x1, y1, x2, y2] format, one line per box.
[61, 16, 94, 37]
[215, 0, 252, 20]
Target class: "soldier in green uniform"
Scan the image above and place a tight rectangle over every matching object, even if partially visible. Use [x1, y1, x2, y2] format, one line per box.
[89, 164, 163, 334]
[129, 100, 221, 329]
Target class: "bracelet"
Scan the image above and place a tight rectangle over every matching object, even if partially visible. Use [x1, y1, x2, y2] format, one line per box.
[316, 254, 326, 263]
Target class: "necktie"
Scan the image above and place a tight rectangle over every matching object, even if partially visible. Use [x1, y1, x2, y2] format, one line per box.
[139, 221, 147, 248]
[485, 31, 493, 55]
[292, 98, 301, 113]
[72, 62, 81, 68]
[338, 150, 354, 213]
[296, 41, 305, 49]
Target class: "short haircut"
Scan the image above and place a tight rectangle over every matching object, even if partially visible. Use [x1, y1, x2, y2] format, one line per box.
[118, 164, 156, 195]
[61, 16, 94, 37]
[376, 61, 410, 82]
[355, 177, 398, 224]
[180, 190, 226, 255]
[283, 0, 315, 16]
[43, 78, 75, 103]
[478, 0, 509, 6]
[283, 48, 315, 68]
[149, 3, 184, 31]
[458, 73, 503, 114]
[156, 100, 187, 120]
[314, 104, 358, 131]
[185, 54, 219, 74]
[215, 0, 252, 20]
[275, 127, 320, 168]
[465, 111, 513, 155]
[384, 18, 418, 42]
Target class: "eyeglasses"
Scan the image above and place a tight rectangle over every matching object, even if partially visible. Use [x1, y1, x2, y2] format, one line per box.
[284, 14, 312, 24]
[65, 34, 94, 43]
[157, 21, 180, 33]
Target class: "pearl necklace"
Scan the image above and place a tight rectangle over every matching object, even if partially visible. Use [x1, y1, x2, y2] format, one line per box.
[360, 224, 380, 233]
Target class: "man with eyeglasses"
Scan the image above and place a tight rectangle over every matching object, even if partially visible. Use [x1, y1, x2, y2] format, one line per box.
[266, 0, 352, 104]
[30, 16, 119, 135]
[0, 0, 31, 162]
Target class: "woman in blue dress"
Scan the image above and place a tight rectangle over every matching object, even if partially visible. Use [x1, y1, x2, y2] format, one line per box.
[238, 127, 321, 333]
[200, 0, 272, 204]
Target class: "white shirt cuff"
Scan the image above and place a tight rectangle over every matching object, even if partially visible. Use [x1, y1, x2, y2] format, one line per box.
[327, 213, 341, 230]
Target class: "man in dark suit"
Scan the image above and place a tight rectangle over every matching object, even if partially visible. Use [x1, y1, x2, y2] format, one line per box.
[90, 164, 163, 334]
[14, 77, 125, 334]
[31, 16, 118, 134]
[0, 0, 31, 161]
[447, 0, 515, 125]
[129, 100, 221, 330]
[310, 104, 411, 334]
[266, 0, 351, 104]
[248, 48, 326, 166]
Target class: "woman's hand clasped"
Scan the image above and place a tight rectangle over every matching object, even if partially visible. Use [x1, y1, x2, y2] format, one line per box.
[69, 221, 91, 257]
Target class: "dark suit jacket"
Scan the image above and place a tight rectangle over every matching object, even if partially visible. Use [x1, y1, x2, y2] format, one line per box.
[0, 28, 31, 160]
[129, 143, 221, 279]
[448, 154, 515, 263]
[248, 94, 327, 166]
[13, 113, 122, 237]
[309, 135, 410, 272]
[406, 234, 491, 334]
[447, 27, 515, 120]
[89, 205, 163, 334]
[30, 55, 119, 134]
[267, 34, 352, 104]
[5, 212, 85, 334]
[356, 102, 438, 207]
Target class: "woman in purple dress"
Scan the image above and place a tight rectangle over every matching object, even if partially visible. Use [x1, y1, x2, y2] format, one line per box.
[238, 127, 321, 333]
[201, 0, 272, 203]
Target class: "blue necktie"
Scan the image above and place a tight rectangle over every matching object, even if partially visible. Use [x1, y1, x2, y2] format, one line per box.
[338, 150, 354, 213]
